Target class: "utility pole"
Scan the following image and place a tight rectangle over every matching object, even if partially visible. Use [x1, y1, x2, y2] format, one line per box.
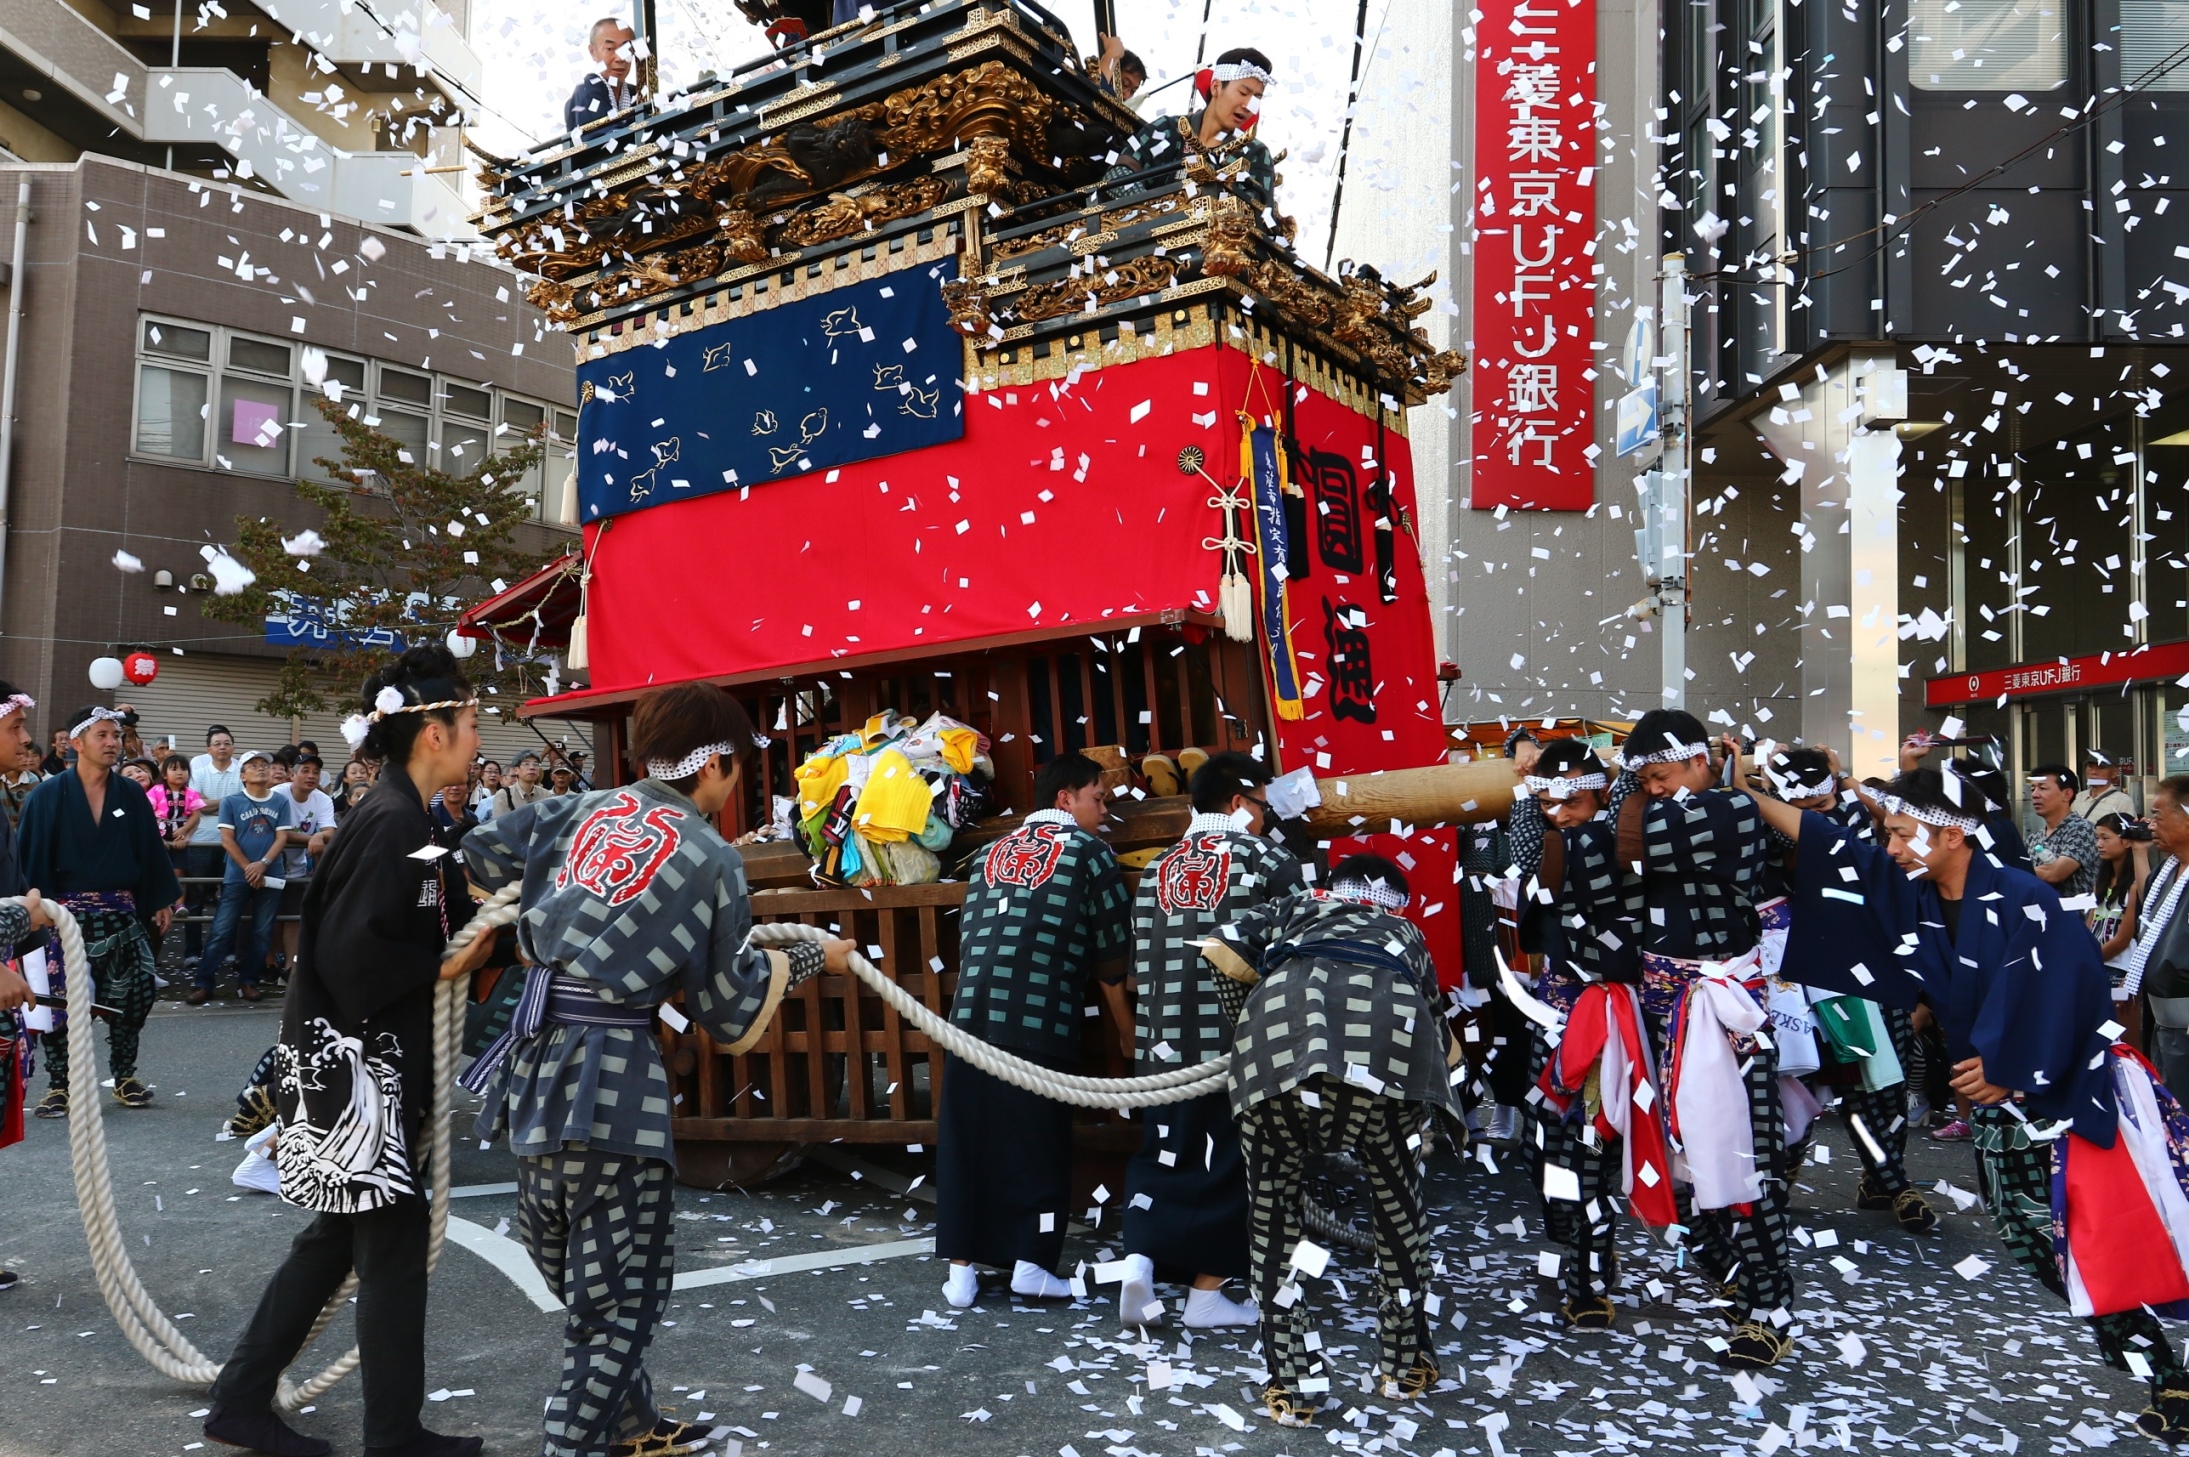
[1628, 253, 1690, 708]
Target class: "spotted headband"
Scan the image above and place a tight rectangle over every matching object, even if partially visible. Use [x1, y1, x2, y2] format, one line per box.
[69, 706, 127, 739]
[1868, 789, 1982, 833]
[1210, 60, 1274, 85]
[0, 692, 33, 720]
[1333, 878, 1409, 912]
[339, 689, 479, 750]
[648, 741, 737, 781]
[1620, 738, 1709, 768]
[1526, 772, 1608, 800]
[1771, 774, 1837, 800]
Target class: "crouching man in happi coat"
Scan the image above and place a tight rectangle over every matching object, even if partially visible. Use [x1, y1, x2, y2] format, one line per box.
[1763, 764, 2189, 1443]
[1517, 739, 1674, 1331]
[1116, 750, 1304, 1330]
[1611, 709, 1798, 1368]
[1200, 854, 1462, 1429]
[462, 685, 851, 1457]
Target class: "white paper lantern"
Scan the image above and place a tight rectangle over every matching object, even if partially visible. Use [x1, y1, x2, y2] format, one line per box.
[88, 656, 125, 691]
[445, 629, 477, 660]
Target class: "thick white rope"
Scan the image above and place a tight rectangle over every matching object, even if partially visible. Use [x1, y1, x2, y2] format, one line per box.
[748, 920, 1232, 1108]
[10, 885, 523, 1407]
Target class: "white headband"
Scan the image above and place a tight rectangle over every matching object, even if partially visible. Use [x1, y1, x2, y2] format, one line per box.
[1769, 770, 1836, 799]
[1526, 772, 1608, 800]
[1334, 879, 1409, 911]
[1869, 789, 1982, 832]
[69, 706, 127, 739]
[648, 741, 736, 781]
[339, 688, 479, 750]
[0, 692, 33, 720]
[1620, 738, 1709, 768]
[1209, 61, 1274, 85]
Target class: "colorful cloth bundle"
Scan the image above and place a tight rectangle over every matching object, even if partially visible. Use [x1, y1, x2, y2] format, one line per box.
[794, 710, 992, 887]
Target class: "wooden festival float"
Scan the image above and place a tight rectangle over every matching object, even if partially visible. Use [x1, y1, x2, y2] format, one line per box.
[460, 0, 1498, 1187]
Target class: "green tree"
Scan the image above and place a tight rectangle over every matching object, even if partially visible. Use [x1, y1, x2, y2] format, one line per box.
[201, 394, 561, 723]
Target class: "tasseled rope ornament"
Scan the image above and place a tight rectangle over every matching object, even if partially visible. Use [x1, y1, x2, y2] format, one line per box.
[1183, 444, 1257, 643]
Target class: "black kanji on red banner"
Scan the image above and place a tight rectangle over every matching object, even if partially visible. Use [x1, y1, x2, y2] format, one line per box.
[1323, 599, 1377, 724]
[1302, 447, 1364, 573]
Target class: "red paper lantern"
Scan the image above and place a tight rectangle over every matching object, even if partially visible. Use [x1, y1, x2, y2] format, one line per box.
[122, 650, 160, 686]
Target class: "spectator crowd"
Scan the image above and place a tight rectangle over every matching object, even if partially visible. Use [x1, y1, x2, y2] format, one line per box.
[0, 707, 592, 1018]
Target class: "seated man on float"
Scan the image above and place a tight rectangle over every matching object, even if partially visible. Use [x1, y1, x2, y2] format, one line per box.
[1101, 46, 1277, 215]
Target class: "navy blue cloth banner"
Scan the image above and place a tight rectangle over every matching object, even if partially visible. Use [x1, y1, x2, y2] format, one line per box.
[574, 259, 966, 521]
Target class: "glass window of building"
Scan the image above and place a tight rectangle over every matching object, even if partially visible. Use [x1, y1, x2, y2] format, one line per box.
[130, 313, 577, 525]
[1909, 0, 2069, 91]
[218, 333, 295, 478]
[135, 363, 207, 460]
[2120, 1, 2189, 90]
[298, 354, 368, 483]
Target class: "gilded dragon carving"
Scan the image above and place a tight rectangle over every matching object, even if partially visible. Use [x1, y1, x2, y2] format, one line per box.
[773, 175, 952, 248]
[1006, 255, 1181, 325]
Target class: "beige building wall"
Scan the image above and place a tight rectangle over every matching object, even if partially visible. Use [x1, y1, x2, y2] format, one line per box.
[1328, 0, 1673, 727]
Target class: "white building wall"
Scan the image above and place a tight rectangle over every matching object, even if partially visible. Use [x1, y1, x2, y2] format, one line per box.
[1332, 0, 1669, 727]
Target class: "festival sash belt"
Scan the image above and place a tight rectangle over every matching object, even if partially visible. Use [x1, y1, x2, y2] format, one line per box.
[460, 971, 658, 1095]
[1259, 936, 1419, 985]
[1643, 946, 1770, 1210]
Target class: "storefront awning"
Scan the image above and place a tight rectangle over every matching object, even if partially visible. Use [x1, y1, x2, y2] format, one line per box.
[456, 552, 584, 654]
[515, 606, 1218, 721]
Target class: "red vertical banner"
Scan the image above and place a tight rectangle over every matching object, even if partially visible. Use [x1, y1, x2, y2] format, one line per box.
[1469, 0, 1599, 511]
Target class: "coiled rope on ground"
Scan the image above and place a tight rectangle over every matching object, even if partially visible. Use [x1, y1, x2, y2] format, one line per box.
[7, 884, 524, 1409]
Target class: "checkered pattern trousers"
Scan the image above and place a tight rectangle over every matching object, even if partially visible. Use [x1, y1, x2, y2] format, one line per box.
[1543, 1114, 1627, 1302]
[1524, 1023, 1626, 1302]
[515, 1147, 677, 1457]
[1682, 1040, 1798, 1320]
[1834, 1005, 1914, 1196]
[41, 908, 157, 1087]
[1237, 1077, 1432, 1390]
[1971, 1106, 2183, 1392]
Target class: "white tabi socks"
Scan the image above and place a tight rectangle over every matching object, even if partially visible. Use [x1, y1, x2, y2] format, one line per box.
[1010, 1260, 1073, 1299]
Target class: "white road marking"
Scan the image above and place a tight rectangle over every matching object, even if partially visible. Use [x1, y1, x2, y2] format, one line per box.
[439, 1212, 935, 1308]
[671, 1237, 936, 1290]
[441, 1216, 560, 1313]
[447, 1182, 519, 1198]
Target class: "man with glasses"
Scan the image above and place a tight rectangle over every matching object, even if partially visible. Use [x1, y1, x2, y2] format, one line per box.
[1114, 750, 1301, 1331]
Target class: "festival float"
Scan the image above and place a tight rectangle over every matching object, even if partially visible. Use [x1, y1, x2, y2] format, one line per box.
[461, 0, 1506, 1186]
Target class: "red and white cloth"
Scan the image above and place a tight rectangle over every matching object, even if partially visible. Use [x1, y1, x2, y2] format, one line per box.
[1541, 983, 1679, 1227]
[1663, 949, 1770, 1211]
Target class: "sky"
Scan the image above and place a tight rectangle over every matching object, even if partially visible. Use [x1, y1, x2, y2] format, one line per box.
[461, 0, 1429, 274]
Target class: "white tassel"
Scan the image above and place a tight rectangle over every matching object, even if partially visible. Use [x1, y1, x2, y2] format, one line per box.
[567, 615, 589, 672]
[1219, 566, 1254, 643]
[555, 465, 580, 529]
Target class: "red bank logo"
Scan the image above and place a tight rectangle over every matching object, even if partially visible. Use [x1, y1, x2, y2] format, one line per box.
[558, 791, 685, 907]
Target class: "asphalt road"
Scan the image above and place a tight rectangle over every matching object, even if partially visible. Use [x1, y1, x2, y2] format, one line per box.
[0, 1001, 2151, 1457]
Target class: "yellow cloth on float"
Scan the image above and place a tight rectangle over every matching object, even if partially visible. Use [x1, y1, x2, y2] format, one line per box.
[937, 726, 981, 776]
[794, 752, 849, 821]
[853, 749, 933, 843]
